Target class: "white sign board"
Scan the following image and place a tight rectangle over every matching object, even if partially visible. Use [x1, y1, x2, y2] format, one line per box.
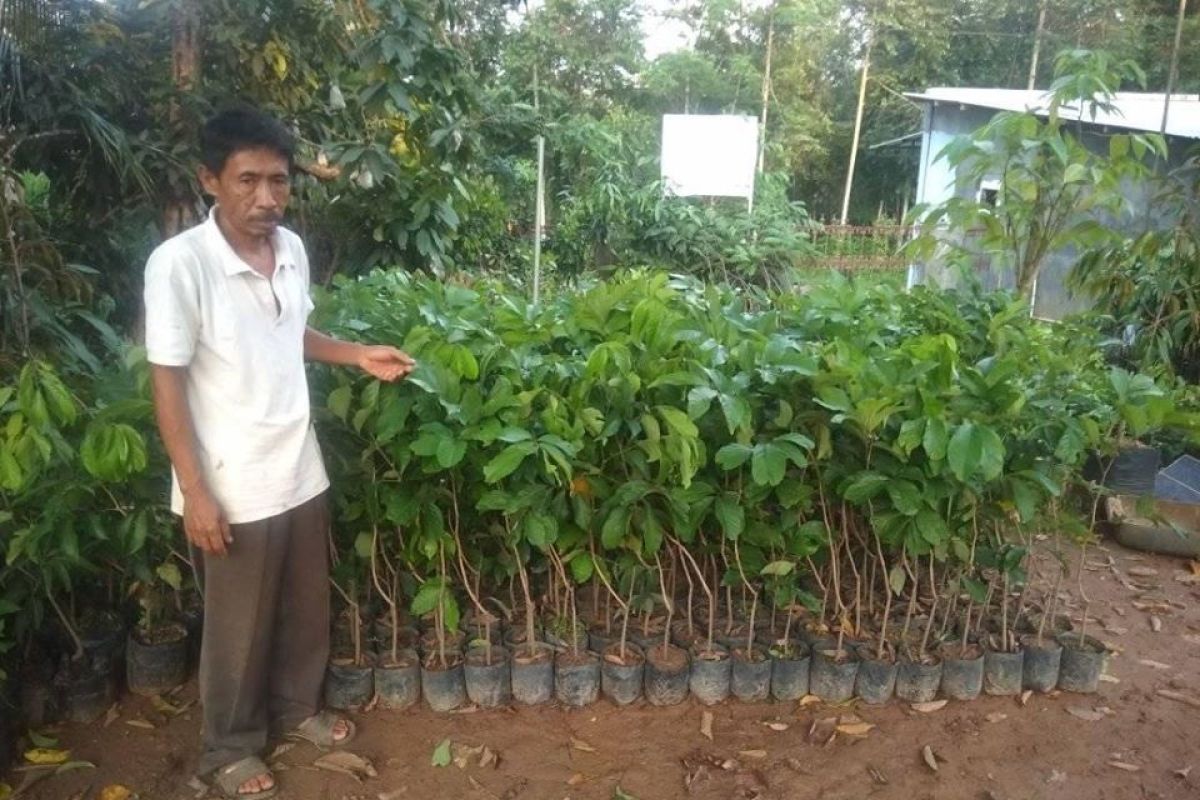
[660, 114, 758, 198]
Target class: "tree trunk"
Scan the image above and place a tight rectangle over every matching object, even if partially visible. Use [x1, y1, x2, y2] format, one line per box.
[163, 0, 201, 238]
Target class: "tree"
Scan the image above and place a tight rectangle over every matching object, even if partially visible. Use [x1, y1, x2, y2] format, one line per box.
[907, 49, 1166, 300]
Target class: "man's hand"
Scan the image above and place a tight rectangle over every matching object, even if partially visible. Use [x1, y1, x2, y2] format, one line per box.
[357, 345, 415, 382]
[183, 485, 233, 556]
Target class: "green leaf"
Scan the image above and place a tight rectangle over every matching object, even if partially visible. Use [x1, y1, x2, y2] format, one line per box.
[888, 565, 907, 596]
[963, 577, 988, 604]
[760, 560, 795, 577]
[886, 481, 922, 516]
[922, 417, 948, 461]
[914, 508, 948, 546]
[642, 511, 665, 556]
[483, 442, 536, 483]
[750, 444, 787, 487]
[411, 582, 442, 617]
[600, 507, 630, 549]
[714, 497, 744, 540]
[156, 563, 183, 591]
[687, 387, 718, 419]
[947, 422, 1005, 482]
[569, 552, 594, 583]
[327, 386, 352, 422]
[715, 443, 753, 470]
[354, 531, 374, 559]
[657, 406, 698, 438]
[844, 472, 888, 503]
[431, 738, 452, 767]
[435, 437, 466, 469]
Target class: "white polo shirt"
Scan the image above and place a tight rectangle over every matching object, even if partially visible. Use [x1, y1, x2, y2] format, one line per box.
[143, 206, 329, 524]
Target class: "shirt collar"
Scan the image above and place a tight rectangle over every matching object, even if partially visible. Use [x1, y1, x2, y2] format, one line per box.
[204, 205, 296, 277]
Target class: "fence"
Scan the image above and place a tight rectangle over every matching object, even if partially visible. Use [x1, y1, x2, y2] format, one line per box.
[805, 224, 912, 273]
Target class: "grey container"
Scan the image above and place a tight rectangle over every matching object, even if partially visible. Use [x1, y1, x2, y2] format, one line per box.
[983, 648, 1024, 696]
[940, 647, 984, 701]
[689, 644, 732, 705]
[555, 650, 601, 707]
[1021, 636, 1062, 693]
[854, 647, 897, 705]
[895, 655, 942, 703]
[511, 643, 555, 705]
[601, 643, 645, 706]
[1057, 634, 1108, 693]
[421, 658, 467, 712]
[769, 641, 811, 701]
[730, 646, 772, 702]
[464, 645, 512, 709]
[644, 643, 690, 706]
[809, 643, 860, 702]
[375, 648, 421, 710]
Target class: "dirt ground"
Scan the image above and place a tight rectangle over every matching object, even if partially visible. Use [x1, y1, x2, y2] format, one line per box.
[7, 537, 1200, 800]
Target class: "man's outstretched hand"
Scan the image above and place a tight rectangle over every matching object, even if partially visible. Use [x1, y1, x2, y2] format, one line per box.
[357, 345, 415, 382]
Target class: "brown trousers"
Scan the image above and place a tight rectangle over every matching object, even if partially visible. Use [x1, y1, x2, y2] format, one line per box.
[191, 492, 331, 776]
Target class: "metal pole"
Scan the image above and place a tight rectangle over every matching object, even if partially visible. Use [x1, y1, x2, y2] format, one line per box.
[1161, 0, 1188, 136]
[839, 30, 872, 225]
[533, 64, 544, 305]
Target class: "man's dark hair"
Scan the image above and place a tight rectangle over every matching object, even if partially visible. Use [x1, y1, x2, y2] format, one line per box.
[200, 106, 295, 175]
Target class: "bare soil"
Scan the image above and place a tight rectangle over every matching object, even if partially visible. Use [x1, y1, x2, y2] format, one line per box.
[8, 540, 1200, 800]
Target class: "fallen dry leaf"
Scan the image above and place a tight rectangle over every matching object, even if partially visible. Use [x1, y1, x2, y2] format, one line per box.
[566, 773, 586, 786]
[1020, 690, 1032, 706]
[569, 737, 596, 753]
[98, 786, 133, 800]
[922, 745, 939, 772]
[867, 765, 888, 785]
[378, 790, 407, 800]
[700, 711, 713, 741]
[808, 717, 837, 746]
[1047, 769, 1067, 783]
[1156, 689, 1200, 708]
[985, 712, 1007, 723]
[479, 747, 499, 770]
[314, 751, 377, 781]
[1174, 766, 1192, 780]
[1067, 706, 1105, 722]
[738, 750, 767, 760]
[1099, 674, 1121, 684]
[453, 743, 484, 770]
[836, 721, 875, 736]
[1183, 634, 1200, 646]
[911, 700, 948, 713]
[103, 704, 120, 728]
[1128, 567, 1159, 577]
[762, 721, 789, 731]
[798, 694, 822, 708]
[1108, 761, 1141, 772]
[125, 718, 155, 730]
[1139, 659, 1172, 670]
[1150, 616, 1163, 632]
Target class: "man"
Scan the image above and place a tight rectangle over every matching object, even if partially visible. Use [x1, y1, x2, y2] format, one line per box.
[144, 107, 413, 799]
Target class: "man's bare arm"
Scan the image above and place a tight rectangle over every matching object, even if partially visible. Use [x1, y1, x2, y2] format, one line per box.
[303, 327, 415, 382]
[150, 364, 232, 556]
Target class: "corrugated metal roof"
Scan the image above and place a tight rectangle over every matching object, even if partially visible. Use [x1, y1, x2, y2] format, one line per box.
[905, 88, 1200, 140]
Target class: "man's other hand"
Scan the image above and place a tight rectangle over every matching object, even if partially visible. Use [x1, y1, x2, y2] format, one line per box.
[184, 485, 233, 556]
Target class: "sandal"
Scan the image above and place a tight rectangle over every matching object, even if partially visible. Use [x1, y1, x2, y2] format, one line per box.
[284, 710, 357, 750]
[211, 756, 277, 800]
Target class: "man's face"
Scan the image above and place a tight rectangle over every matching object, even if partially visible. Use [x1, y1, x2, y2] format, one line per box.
[198, 147, 291, 238]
